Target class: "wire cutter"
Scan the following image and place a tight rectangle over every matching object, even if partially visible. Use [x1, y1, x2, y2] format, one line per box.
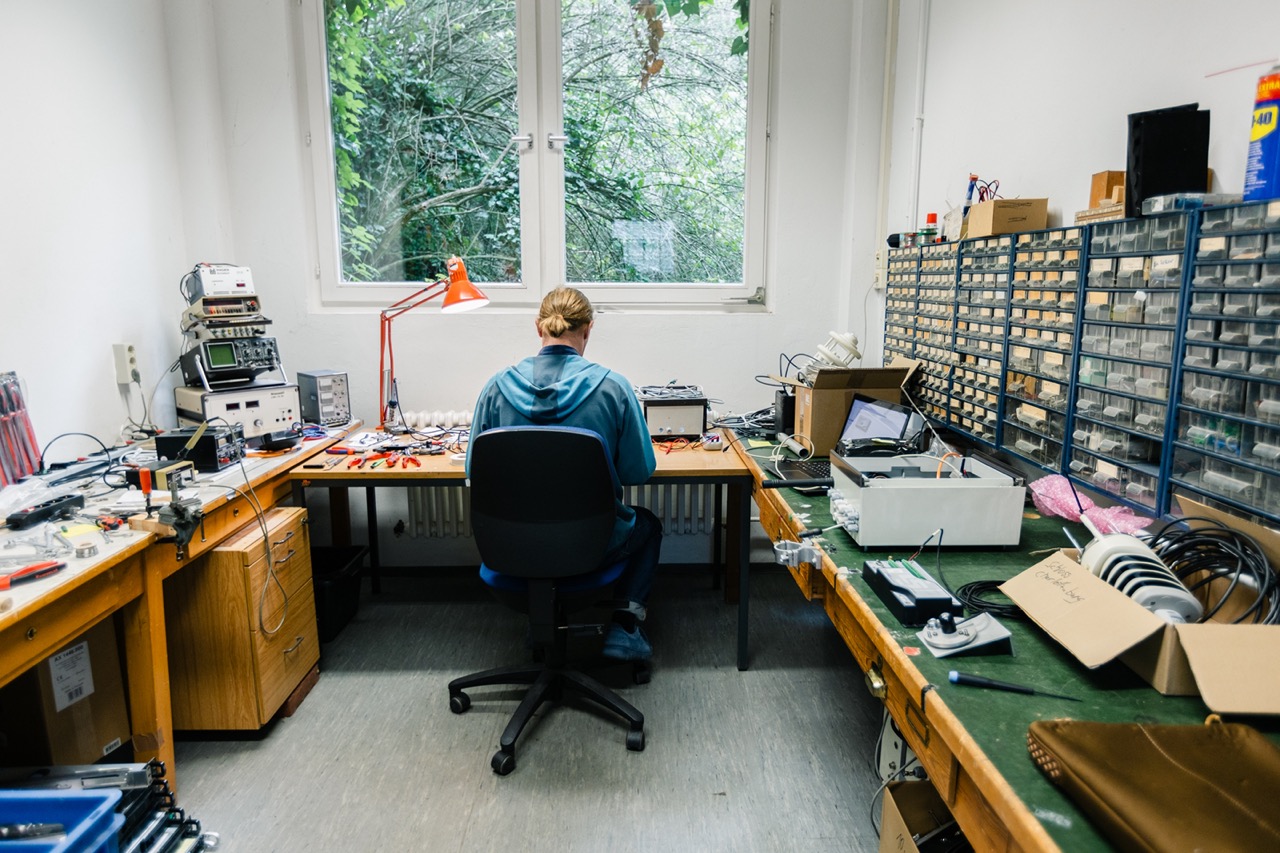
[348, 455, 368, 468]
[398, 453, 421, 468]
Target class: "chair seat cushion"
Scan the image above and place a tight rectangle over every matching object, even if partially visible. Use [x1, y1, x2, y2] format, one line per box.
[479, 559, 627, 595]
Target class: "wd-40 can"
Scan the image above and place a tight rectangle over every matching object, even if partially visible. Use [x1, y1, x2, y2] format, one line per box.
[1245, 63, 1280, 202]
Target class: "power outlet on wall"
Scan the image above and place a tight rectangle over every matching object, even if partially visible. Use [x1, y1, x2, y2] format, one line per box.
[872, 249, 886, 291]
[113, 343, 138, 385]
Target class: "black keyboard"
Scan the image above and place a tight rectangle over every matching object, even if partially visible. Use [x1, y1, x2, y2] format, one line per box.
[777, 458, 830, 479]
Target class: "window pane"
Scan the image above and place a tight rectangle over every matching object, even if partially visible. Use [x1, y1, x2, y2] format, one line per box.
[561, 0, 749, 284]
[324, 0, 521, 283]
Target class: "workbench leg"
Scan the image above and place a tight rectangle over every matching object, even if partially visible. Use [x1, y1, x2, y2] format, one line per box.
[122, 559, 176, 789]
[366, 486, 381, 593]
[730, 482, 750, 670]
[331, 488, 351, 548]
[711, 485, 723, 591]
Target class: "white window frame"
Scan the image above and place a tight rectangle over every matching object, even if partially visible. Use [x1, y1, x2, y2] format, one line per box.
[296, 0, 772, 310]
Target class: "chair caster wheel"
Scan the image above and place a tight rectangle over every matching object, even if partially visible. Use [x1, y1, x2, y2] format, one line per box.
[449, 692, 471, 714]
[626, 729, 645, 752]
[492, 750, 516, 775]
[633, 663, 651, 685]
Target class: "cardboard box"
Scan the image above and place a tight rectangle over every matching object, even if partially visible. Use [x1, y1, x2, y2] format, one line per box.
[1089, 170, 1126, 208]
[879, 780, 963, 853]
[1000, 499, 1280, 715]
[0, 620, 130, 764]
[773, 363, 915, 456]
[965, 198, 1048, 238]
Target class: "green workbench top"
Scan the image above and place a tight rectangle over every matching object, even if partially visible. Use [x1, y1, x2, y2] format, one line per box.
[778, 487, 1280, 851]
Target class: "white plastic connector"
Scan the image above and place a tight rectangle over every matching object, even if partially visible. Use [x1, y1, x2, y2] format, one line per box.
[112, 343, 137, 385]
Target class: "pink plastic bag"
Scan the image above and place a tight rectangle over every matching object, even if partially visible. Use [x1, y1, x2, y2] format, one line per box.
[1028, 475, 1152, 535]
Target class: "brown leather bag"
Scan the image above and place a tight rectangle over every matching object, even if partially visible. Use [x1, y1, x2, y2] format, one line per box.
[1027, 718, 1280, 853]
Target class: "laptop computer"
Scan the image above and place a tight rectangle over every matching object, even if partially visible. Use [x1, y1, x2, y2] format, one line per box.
[775, 394, 920, 486]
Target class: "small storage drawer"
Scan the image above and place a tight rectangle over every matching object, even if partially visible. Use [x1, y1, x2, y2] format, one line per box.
[255, 584, 320, 726]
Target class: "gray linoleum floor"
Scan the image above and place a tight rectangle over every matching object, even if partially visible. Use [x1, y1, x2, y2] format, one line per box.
[174, 564, 886, 852]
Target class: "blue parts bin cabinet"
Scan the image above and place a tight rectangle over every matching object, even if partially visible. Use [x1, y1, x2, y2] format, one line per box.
[0, 789, 124, 852]
[880, 200, 1280, 526]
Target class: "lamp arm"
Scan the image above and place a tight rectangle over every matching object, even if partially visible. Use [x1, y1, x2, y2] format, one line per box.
[380, 278, 450, 321]
[378, 278, 450, 429]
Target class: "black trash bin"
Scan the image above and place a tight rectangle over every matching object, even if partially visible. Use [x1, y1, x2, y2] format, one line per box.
[311, 546, 368, 643]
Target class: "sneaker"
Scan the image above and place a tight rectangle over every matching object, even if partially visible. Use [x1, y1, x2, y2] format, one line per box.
[602, 623, 652, 661]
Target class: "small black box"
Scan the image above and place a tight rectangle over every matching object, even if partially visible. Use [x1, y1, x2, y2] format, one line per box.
[1125, 103, 1210, 218]
[774, 389, 795, 434]
[154, 424, 244, 472]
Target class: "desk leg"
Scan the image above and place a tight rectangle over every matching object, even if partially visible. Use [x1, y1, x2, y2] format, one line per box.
[331, 488, 351, 548]
[122, 559, 176, 788]
[366, 487, 381, 594]
[730, 482, 750, 671]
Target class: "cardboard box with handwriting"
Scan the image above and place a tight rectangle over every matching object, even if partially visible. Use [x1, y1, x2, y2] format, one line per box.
[771, 359, 920, 456]
[1000, 499, 1280, 715]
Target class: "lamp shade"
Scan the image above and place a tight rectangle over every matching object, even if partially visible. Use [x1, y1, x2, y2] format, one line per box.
[440, 256, 489, 313]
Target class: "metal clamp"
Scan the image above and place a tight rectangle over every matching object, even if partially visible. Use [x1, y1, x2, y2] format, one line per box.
[773, 539, 821, 567]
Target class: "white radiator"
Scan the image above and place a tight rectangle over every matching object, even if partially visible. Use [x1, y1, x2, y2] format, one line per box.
[404, 484, 718, 539]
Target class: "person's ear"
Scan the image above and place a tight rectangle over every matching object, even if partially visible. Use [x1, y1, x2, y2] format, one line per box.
[534, 319, 543, 337]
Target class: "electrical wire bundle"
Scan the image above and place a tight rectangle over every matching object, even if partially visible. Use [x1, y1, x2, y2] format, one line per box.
[1146, 517, 1280, 624]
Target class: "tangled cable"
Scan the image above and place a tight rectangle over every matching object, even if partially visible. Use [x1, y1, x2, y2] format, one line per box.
[1146, 517, 1279, 624]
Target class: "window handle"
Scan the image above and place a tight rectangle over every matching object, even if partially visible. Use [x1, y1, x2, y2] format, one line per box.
[547, 133, 570, 151]
[511, 134, 533, 152]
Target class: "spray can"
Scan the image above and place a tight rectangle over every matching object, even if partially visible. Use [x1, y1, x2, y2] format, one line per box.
[1244, 58, 1280, 202]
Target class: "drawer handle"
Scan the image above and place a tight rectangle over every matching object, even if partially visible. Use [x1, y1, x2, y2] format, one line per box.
[272, 530, 295, 547]
[283, 636, 304, 655]
[274, 548, 297, 565]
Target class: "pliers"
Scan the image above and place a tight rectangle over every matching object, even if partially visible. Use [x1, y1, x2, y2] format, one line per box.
[398, 453, 421, 468]
[360, 452, 393, 469]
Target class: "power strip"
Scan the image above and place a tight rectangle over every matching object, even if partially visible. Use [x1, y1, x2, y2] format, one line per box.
[862, 559, 962, 627]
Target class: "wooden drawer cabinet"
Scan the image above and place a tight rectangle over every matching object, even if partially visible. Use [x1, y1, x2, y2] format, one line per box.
[165, 507, 319, 730]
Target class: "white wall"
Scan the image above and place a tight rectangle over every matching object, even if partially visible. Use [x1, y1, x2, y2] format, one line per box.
[0, 1, 186, 452]
[887, 0, 1280, 234]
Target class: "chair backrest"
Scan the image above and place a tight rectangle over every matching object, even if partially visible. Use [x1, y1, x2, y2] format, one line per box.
[469, 426, 621, 579]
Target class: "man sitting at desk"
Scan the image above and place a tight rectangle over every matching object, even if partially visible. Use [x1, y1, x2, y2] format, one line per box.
[468, 286, 662, 662]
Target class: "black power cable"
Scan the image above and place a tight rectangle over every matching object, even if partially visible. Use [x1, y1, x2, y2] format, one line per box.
[1146, 517, 1279, 625]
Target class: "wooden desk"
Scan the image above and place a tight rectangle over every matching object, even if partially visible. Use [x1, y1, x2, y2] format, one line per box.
[290, 439, 756, 669]
[0, 435, 343, 787]
[739, 447, 1249, 852]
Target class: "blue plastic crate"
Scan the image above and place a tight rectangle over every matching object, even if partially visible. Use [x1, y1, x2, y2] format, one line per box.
[0, 789, 122, 852]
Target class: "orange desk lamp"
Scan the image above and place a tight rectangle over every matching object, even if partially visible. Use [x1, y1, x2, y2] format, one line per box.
[379, 256, 488, 429]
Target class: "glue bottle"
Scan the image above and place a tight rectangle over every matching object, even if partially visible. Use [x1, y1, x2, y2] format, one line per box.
[1244, 55, 1280, 202]
[919, 212, 939, 243]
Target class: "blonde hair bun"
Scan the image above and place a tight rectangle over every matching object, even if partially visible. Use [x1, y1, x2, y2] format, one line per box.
[538, 287, 593, 338]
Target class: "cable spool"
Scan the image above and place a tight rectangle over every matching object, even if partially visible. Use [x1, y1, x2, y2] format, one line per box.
[1079, 533, 1203, 624]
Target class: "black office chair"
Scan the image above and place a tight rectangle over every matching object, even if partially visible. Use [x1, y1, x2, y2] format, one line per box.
[448, 426, 646, 775]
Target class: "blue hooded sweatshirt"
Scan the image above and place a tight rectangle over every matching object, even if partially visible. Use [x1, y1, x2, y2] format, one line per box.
[467, 345, 657, 554]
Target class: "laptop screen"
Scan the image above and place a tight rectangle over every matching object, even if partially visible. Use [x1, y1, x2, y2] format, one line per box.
[838, 394, 912, 445]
